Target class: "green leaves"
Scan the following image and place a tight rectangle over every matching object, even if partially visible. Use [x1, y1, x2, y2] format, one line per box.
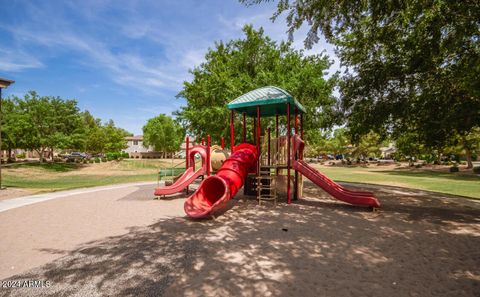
[176, 25, 337, 145]
[2, 91, 130, 157]
[142, 114, 184, 153]
[246, 0, 480, 157]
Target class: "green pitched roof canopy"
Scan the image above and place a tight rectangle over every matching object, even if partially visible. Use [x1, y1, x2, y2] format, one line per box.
[227, 86, 306, 117]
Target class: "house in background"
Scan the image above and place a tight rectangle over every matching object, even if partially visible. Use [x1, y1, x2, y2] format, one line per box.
[380, 143, 396, 159]
[123, 135, 159, 159]
[123, 135, 196, 159]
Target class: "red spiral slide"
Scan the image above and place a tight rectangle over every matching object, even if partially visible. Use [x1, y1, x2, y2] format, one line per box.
[184, 143, 258, 218]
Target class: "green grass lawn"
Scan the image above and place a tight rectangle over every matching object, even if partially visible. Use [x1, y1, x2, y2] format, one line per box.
[2, 160, 162, 193]
[313, 165, 480, 199]
[3, 160, 480, 199]
[3, 173, 158, 191]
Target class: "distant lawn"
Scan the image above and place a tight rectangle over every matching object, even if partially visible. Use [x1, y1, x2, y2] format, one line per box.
[4, 162, 80, 172]
[3, 160, 479, 199]
[313, 165, 480, 199]
[3, 173, 157, 192]
[2, 160, 170, 193]
[119, 159, 185, 170]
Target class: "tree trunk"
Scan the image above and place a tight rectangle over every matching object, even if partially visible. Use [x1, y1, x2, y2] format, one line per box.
[465, 147, 473, 169]
[461, 136, 473, 169]
[37, 149, 45, 163]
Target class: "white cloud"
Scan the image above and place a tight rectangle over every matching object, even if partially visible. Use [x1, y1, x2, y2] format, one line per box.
[0, 47, 43, 71]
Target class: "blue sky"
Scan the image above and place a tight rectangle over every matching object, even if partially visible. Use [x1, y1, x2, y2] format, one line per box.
[0, 0, 338, 135]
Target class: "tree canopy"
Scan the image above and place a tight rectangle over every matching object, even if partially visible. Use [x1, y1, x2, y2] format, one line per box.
[2, 91, 130, 160]
[175, 25, 338, 145]
[142, 114, 184, 155]
[243, 0, 480, 166]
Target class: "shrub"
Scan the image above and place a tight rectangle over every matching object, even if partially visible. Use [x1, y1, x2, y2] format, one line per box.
[101, 157, 107, 162]
[473, 166, 480, 174]
[89, 159, 94, 164]
[66, 158, 75, 163]
[94, 157, 100, 163]
[83, 159, 88, 164]
[16, 153, 26, 159]
[471, 153, 478, 161]
[449, 166, 459, 173]
[122, 152, 129, 158]
[415, 164, 423, 168]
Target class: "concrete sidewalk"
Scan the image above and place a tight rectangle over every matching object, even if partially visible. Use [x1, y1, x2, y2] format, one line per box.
[0, 182, 188, 280]
[0, 181, 158, 213]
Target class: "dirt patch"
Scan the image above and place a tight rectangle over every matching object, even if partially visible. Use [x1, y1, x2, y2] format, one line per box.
[1, 182, 479, 296]
[0, 188, 36, 201]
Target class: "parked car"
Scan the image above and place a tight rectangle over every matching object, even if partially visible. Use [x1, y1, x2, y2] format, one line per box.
[66, 152, 90, 160]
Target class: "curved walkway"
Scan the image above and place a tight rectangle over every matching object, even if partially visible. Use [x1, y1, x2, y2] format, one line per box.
[0, 182, 157, 213]
[0, 182, 191, 280]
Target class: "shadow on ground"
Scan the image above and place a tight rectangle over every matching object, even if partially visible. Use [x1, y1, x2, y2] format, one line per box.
[1, 182, 480, 296]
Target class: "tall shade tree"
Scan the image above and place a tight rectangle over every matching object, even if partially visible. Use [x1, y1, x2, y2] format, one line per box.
[142, 114, 184, 157]
[82, 113, 130, 154]
[12, 91, 85, 162]
[175, 25, 338, 145]
[1, 99, 26, 160]
[244, 0, 480, 165]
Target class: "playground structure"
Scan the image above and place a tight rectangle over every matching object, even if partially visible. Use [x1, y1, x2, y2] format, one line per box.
[154, 137, 228, 197]
[155, 86, 380, 218]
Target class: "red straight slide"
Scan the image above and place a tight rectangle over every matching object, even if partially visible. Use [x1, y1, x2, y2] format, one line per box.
[293, 159, 380, 208]
[184, 143, 258, 218]
[154, 145, 207, 197]
[292, 134, 380, 208]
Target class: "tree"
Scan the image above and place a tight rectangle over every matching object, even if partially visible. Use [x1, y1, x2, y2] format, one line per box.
[1, 99, 26, 160]
[175, 25, 338, 145]
[395, 131, 426, 165]
[325, 128, 349, 157]
[445, 128, 480, 168]
[82, 113, 130, 154]
[11, 91, 84, 162]
[3, 92, 131, 160]
[143, 114, 184, 157]
[350, 131, 383, 160]
[243, 0, 480, 163]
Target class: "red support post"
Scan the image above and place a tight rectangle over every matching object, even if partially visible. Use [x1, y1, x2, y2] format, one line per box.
[295, 108, 298, 135]
[243, 112, 246, 143]
[186, 135, 190, 195]
[257, 106, 261, 176]
[185, 136, 189, 168]
[267, 127, 271, 166]
[275, 114, 279, 174]
[256, 106, 261, 154]
[253, 115, 256, 144]
[221, 137, 225, 150]
[287, 103, 291, 204]
[300, 114, 304, 140]
[230, 110, 235, 153]
[207, 135, 211, 176]
[294, 108, 299, 201]
[201, 138, 205, 146]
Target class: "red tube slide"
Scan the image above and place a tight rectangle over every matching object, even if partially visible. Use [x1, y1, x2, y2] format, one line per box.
[154, 145, 207, 197]
[184, 143, 258, 218]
